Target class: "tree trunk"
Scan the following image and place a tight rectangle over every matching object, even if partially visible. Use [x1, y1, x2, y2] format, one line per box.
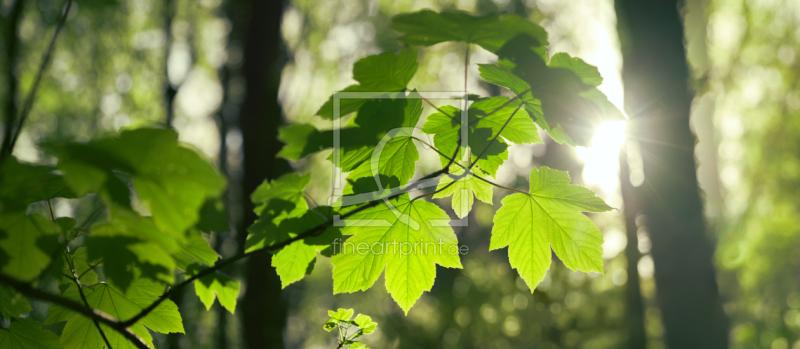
[619, 149, 647, 349]
[1, 0, 24, 150]
[227, 0, 291, 348]
[615, 0, 728, 348]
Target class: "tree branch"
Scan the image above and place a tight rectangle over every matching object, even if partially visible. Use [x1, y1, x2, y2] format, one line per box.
[0, 273, 150, 349]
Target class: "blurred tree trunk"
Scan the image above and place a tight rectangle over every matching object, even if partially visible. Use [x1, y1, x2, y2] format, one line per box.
[615, 0, 728, 348]
[2, 0, 24, 150]
[618, 150, 646, 349]
[227, 0, 291, 348]
[163, 0, 176, 126]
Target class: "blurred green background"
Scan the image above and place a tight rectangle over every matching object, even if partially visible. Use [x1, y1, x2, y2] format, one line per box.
[2, 0, 799, 348]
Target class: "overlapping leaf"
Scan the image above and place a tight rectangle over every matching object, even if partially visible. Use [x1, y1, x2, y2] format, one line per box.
[479, 36, 623, 145]
[392, 10, 548, 54]
[316, 48, 418, 119]
[421, 97, 538, 176]
[246, 174, 341, 288]
[46, 276, 183, 349]
[490, 167, 611, 291]
[0, 212, 60, 281]
[0, 317, 61, 349]
[433, 166, 493, 219]
[188, 264, 240, 314]
[331, 194, 462, 313]
[47, 128, 226, 235]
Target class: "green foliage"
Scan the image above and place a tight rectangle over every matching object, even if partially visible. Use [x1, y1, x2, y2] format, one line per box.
[324, 308, 378, 348]
[0, 317, 62, 349]
[0, 8, 619, 349]
[45, 278, 184, 348]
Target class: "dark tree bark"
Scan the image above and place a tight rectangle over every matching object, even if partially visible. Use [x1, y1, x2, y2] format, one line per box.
[227, 0, 291, 348]
[163, 0, 177, 126]
[619, 150, 647, 349]
[615, 0, 728, 348]
[1, 0, 24, 150]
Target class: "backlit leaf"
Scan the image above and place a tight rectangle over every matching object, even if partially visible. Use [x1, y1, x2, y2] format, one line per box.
[490, 167, 611, 291]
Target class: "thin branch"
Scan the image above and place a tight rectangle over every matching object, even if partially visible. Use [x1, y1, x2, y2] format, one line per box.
[0, 273, 150, 349]
[0, 0, 74, 166]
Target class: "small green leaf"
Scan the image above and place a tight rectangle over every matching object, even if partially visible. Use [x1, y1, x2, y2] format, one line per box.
[0, 317, 61, 349]
[354, 314, 377, 334]
[323, 319, 338, 332]
[189, 265, 240, 314]
[490, 167, 611, 291]
[433, 166, 493, 219]
[328, 308, 354, 321]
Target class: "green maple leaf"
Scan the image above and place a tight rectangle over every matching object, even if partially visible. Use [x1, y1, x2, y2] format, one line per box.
[0, 212, 60, 281]
[45, 277, 183, 349]
[331, 194, 462, 314]
[188, 265, 240, 314]
[392, 10, 548, 54]
[433, 166, 493, 219]
[0, 317, 61, 349]
[490, 167, 611, 291]
[316, 48, 418, 119]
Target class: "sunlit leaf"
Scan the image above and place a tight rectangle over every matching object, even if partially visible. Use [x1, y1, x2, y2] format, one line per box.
[490, 167, 611, 291]
[331, 194, 462, 313]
